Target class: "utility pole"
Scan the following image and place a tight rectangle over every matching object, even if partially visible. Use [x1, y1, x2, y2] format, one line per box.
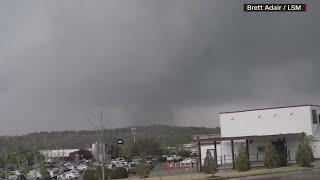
[88, 110, 106, 179]
[88, 118, 99, 161]
[131, 127, 136, 143]
[44, 136, 47, 150]
[4, 139, 8, 180]
[61, 130, 64, 161]
[100, 110, 105, 180]
[197, 136, 202, 172]
[44, 136, 47, 162]
[33, 139, 37, 165]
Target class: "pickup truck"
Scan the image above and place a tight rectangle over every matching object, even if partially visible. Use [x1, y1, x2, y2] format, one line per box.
[166, 155, 182, 161]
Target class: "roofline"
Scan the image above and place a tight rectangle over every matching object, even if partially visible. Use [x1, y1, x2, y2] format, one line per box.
[219, 104, 320, 114]
[192, 133, 300, 142]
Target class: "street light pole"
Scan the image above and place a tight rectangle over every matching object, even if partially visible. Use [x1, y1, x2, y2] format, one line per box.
[131, 127, 136, 143]
[100, 110, 105, 180]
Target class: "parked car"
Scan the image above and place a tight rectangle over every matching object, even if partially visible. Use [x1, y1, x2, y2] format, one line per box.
[180, 158, 197, 165]
[129, 156, 141, 164]
[115, 158, 125, 162]
[63, 170, 80, 180]
[27, 169, 51, 180]
[159, 155, 168, 162]
[167, 155, 182, 161]
[48, 168, 59, 179]
[106, 163, 117, 169]
[77, 164, 88, 171]
[127, 163, 137, 175]
[27, 170, 41, 180]
[146, 161, 155, 169]
[8, 171, 27, 180]
[115, 161, 128, 168]
[8, 174, 26, 180]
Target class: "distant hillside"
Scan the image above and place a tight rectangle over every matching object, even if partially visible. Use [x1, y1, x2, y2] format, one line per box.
[0, 125, 220, 153]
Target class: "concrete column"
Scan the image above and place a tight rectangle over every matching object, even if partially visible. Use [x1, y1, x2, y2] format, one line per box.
[246, 139, 250, 161]
[197, 137, 202, 172]
[214, 141, 218, 165]
[231, 139, 235, 169]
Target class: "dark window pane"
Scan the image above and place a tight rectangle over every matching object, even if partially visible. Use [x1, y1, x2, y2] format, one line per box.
[312, 110, 317, 124]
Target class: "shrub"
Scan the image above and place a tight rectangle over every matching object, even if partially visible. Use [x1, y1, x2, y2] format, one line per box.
[111, 167, 128, 179]
[39, 164, 50, 179]
[96, 165, 111, 180]
[296, 133, 315, 167]
[0, 169, 5, 179]
[235, 144, 250, 171]
[83, 169, 98, 180]
[177, 150, 190, 158]
[263, 140, 281, 168]
[202, 150, 217, 176]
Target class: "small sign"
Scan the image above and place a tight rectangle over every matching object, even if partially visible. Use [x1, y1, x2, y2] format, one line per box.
[243, 4, 307, 12]
[117, 139, 124, 145]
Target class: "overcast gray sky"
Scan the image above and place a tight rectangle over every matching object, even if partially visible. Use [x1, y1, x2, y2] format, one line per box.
[0, 0, 319, 135]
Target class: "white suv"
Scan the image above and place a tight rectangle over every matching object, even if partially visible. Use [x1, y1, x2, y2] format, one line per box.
[58, 170, 80, 180]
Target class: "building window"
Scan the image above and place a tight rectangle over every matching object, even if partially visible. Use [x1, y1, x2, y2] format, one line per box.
[257, 146, 265, 153]
[312, 110, 318, 124]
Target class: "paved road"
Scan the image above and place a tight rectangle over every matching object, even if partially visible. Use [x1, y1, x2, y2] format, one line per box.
[231, 169, 320, 180]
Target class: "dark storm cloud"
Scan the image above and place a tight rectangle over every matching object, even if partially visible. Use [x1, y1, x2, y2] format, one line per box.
[0, 0, 319, 135]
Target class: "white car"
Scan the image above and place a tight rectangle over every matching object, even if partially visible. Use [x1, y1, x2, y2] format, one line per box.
[8, 174, 19, 180]
[48, 168, 59, 179]
[115, 161, 128, 168]
[27, 170, 41, 180]
[106, 163, 116, 169]
[8, 171, 22, 180]
[64, 170, 80, 180]
[167, 155, 182, 161]
[115, 158, 125, 162]
[180, 158, 197, 164]
[77, 164, 88, 171]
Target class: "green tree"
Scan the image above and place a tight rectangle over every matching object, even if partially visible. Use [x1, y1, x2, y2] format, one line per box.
[263, 140, 281, 168]
[296, 133, 315, 167]
[202, 151, 217, 176]
[111, 167, 128, 179]
[96, 165, 111, 180]
[177, 150, 190, 158]
[136, 154, 150, 179]
[235, 144, 250, 171]
[83, 169, 98, 180]
[40, 164, 48, 178]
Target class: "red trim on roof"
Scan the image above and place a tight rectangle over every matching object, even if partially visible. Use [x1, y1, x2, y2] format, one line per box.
[219, 104, 320, 114]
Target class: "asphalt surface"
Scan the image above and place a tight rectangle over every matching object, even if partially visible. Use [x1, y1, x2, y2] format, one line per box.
[231, 169, 320, 180]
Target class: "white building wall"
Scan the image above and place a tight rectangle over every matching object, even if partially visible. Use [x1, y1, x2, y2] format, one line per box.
[220, 106, 314, 137]
[40, 149, 82, 162]
[201, 138, 300, 165]
[200, 144, 221, 165]
[312, 140, 320, 158]
[311, 106, 320, 137]
[287, 139, 299, 161]
[199, 105, 320, 164]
